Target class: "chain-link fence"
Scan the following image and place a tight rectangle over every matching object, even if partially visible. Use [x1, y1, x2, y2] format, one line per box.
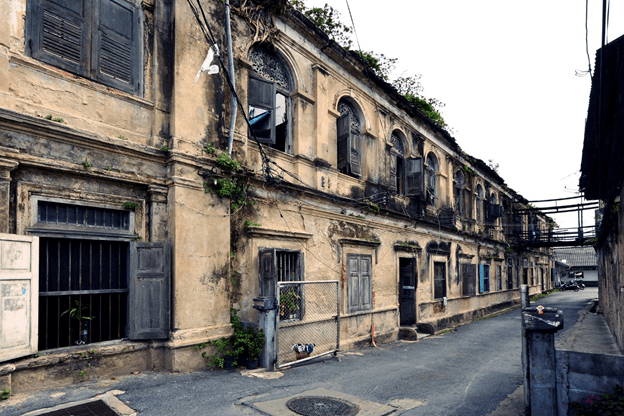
[276, 281, 340, 369]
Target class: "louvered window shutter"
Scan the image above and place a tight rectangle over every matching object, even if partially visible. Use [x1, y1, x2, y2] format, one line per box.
[249, 77, 276, 144]
[337, 114, 350, 171]
[479, 264, 485, 294]
[347, 254, 372, 313]
[347, 255, 360, 313]
[349, 133, 362, 177]
[388, 154, 397, 192]
[29, 0, 90, 77]
[258, 248, 276, 297]
[359, 256, 372, 311]
[128, 242, 171, 340]
[404, 157, 424, 197]
[94, 0, 140, 94]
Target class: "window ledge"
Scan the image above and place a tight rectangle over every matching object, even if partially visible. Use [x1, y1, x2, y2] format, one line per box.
[247, 226, 312, 241]
[10, 54, 155, 110]
[339, 238, 381, 247]
[394, 243, 422, 253]
[344, 306, 397, 318]
[27, 225, 135, 241]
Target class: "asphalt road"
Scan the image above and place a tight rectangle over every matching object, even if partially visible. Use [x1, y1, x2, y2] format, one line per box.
[3, 288, 597, 416]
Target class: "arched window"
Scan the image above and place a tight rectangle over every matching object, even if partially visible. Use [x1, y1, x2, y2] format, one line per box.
[476, 185, 484, 223]
[337, 99, 361, 177]
[248, 44, 292, 153]
[389, 131, 406, 194]
[425, 153, 438, 205]
[489, 193, 497, 225]
[454, 170, 464, 215]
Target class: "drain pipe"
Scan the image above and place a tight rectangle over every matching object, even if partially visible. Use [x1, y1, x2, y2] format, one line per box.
[520, 284, 530, 415]
[225, 0, 237, 155]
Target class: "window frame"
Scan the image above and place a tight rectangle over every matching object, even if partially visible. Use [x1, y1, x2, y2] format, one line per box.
[479, 264, 490, 293]
[336, 110, 362, 178]
[425, 153, 438, 206]
[26, 0, 143, 96]
[433, 260, 447, 299]
[247, 53, 293, 154]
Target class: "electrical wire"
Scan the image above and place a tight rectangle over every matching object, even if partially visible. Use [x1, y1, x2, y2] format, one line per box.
[585, 0, 593, 79]
[185, 1, 582, 248]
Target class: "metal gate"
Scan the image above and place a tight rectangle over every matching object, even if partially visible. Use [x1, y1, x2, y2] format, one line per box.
[276, 280, 339, 369]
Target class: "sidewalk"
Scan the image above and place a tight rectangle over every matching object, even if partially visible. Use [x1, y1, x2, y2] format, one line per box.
[555, 298, 623, 356]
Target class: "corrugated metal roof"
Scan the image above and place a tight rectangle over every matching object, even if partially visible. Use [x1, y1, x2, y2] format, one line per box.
[553, 246, 597, 267]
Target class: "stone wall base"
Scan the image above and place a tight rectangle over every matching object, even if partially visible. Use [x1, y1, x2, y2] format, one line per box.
[426, 298, 521, 331]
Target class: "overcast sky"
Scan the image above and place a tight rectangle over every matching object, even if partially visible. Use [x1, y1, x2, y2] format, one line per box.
[303, 0, 623, 228]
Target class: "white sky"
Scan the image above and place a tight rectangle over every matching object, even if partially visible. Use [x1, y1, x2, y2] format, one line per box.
[302, 0, 624, 229]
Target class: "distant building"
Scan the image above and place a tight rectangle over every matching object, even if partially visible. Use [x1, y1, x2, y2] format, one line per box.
[553, 247, 598, 286]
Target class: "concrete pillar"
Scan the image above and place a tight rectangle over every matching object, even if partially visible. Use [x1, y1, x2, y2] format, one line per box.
[254, 297, 276, 370]
[522, 306, 564, 416]
[148, 185, 168, 242]
[0, 159, 18, 233]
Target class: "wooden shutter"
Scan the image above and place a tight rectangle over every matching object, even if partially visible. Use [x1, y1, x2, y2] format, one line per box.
[349, 133, 362, 177]
[258, 248, 276, 298]
[248, 76, 276, 144]
[0, 234, 39, 362]
[347, 254, 360, 313]
[388, 154, 397, 192]
[404, 157, 424, 197]
[28, 0, 90, 77]
[347, 254, 371, 313]
[359, 255, 372, 311]
[128, 242, 170, 340]
[489, 204, 503, 219]
[463, 189, 472, 218]
[479, 264, 485, 294]
[337, 114, 350, 171]
[484, 200, 491, 222]
[93, 0, 141, 94]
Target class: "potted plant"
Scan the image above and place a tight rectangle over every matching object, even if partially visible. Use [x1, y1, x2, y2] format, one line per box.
[280, 287, 300, 319]
[203, 308, 245, 369]
[60, 299, 94, 345]
[241, 326, 265, 369]
[203, 337, 242, 369]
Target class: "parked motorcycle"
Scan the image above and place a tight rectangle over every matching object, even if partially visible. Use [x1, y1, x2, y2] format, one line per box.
[573, 280, 585, 290]
[561, 281, 580, 292]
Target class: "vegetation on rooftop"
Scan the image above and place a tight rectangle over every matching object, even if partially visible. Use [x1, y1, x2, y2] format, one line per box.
[290, 1, 449, 130]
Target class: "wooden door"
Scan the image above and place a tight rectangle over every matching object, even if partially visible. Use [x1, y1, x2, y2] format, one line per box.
[399, 258, 416, 326]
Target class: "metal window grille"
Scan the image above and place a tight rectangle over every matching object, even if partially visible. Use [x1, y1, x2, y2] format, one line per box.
[276, 251, 303, 321]
[276, 281, 339, 369]
[38, 238, 128, 350]
[434, 261, 446, 299]
[38, 201, 130, 230]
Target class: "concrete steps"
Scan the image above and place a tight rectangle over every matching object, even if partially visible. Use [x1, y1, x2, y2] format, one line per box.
[399, 325, 432, 341]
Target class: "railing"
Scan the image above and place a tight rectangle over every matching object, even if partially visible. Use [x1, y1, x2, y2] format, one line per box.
[275, 281, 339, 369]
[516, 225, 596, 246]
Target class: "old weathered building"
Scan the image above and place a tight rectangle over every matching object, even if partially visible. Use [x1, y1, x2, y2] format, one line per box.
[0, 0, 553, 392]
[580, 33, 624, 353]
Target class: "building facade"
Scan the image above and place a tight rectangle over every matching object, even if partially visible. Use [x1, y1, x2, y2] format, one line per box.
[580, 34, 624, 353]
[0, 0, 553, 392]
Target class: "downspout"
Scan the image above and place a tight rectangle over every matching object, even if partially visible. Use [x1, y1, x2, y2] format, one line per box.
[225, 0, 237, 155]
